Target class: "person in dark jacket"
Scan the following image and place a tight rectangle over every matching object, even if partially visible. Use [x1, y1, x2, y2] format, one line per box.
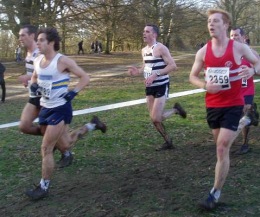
[0, 62, 6, 102]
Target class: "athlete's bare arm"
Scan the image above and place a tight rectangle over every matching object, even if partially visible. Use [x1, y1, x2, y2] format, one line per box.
[58, 56, 90, 92]
[236, 42, 260, 77]
[18, 74, 31, 87]
[155, 43, 177, 74]
[189, 46, 222, 94]
[31, 70, 38, 83]
[189, 47, 206, 88]
[128, 50, 145, 76]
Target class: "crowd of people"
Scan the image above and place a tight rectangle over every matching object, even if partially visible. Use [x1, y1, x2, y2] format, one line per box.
[77, 40, 103, 55]
[91, 40, 102, 53]
[1, 7, 258, 213]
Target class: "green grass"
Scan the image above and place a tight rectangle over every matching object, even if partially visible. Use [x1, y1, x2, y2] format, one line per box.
[0, 52, 260, 216]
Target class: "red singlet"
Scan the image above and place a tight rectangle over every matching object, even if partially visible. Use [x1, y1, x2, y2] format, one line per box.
[204, 40, 244, 108]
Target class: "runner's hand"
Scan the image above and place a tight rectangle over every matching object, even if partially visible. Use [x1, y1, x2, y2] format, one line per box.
[127, 66, 139, 76]
[30, 83, 42, 96]
[62, 90, 78, 102]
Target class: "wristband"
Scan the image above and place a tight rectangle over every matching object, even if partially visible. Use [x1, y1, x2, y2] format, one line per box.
[253, 67, 258, 75]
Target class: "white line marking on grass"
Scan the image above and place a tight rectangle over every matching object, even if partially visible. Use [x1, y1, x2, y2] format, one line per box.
[1, 79, 260, 129]
[0, 88, 205, 129]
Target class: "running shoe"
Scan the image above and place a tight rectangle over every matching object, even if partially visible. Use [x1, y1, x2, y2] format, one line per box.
[173, 102, 187, 118]
[91, 115, 107, 133]
[199, 193, 218, 211]
[239, 144, 250, 155]
[58, 153, 73, 168]
[156, 139, 174, 151]
[25, 185, 48, 200]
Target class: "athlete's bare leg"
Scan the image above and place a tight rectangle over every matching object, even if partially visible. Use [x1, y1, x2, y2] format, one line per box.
[55, 125, 89, 153]
[19, 103, 41, 135]
[242, 126, 250, 144]
[213, 128, 237, 190]
[41, 122, 66, 180]
[147, 95, 171, 142]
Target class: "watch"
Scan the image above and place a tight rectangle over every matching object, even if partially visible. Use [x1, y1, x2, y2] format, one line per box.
[155, 70, 161, 76]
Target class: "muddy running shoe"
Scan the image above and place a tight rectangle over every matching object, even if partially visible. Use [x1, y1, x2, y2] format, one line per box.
[156, 139, 174, 151]
[58, 153, 73, 168]
[199, 193, 218, 211]
[25, 185, 48, 200]
[173, 102, 187, 118]
[239, 144, 250, 155]
[91, 115, 107, 133]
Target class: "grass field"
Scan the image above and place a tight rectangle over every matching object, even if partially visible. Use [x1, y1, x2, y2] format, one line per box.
[0, 51, 260, 217]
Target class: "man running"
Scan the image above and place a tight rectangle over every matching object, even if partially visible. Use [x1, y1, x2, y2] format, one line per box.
[189, 9, 260, 211]
[25, 27, 106, 200]
[128, 24, 186, 151]
[18, 25, 102, 169]
[230, 27, 259, 154]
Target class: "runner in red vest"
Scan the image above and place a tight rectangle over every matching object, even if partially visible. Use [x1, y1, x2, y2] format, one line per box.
[189, 9, 260, 211]
[230, 27, 259, 154]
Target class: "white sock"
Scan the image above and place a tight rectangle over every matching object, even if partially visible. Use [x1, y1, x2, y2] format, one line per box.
[63, 150, 71, 157]
[85, 123, 95, 131]
[210, 187, 221, 202]
[40, 178, 50, 190]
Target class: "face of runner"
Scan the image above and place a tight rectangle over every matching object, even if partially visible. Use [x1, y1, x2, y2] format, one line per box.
[207, 13, 228, 38]
[230, 29, 244, 43]
[143, 26, 156, 44]
[37, 33, 53, 54]
[19, 28, 35, 48]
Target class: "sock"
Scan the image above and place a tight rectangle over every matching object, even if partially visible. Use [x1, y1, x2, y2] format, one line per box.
[63, 150, 71, 157]
[210, 187, 221, 202]
[86, 123, 95, 131]
[40, 178, 50, 190]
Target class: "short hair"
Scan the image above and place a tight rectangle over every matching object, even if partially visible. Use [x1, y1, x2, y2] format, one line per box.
[21, 24, 38, 41]
[146, 24, 160, 36]
[37, 27, 61, 51]
[207, 9, 232, 26]
[231, 27, 245, 36]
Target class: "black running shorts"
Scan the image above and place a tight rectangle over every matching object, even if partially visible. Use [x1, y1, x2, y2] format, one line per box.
[28, 97, 41, 109]
[145, 83, 169, 98]
[206, 106, 243, 131]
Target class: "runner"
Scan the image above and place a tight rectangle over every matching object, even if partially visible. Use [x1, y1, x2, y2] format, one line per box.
[18, 25, 102, 169]
[25, 27, 107, 200]
[128, 24, 187, 151]
[189, 9, 260, 211]
[230, 27, 259, 154]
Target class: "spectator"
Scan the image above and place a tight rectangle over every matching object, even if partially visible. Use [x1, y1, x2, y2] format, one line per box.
[15, 45, 22, 63]
[78, 40, 84, 55]
[98, 41, 102, 53]
[0, 62, 6, 102]
[91, 41, 95, 53]
[95, 40, 99, 53]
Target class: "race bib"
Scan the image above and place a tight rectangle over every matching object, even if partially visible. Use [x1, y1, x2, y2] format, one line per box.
[206, 67, 230, 90]
[242, 78, 247, 87]
[144, 66, 153, 79]
[38, 80, 52, 99]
